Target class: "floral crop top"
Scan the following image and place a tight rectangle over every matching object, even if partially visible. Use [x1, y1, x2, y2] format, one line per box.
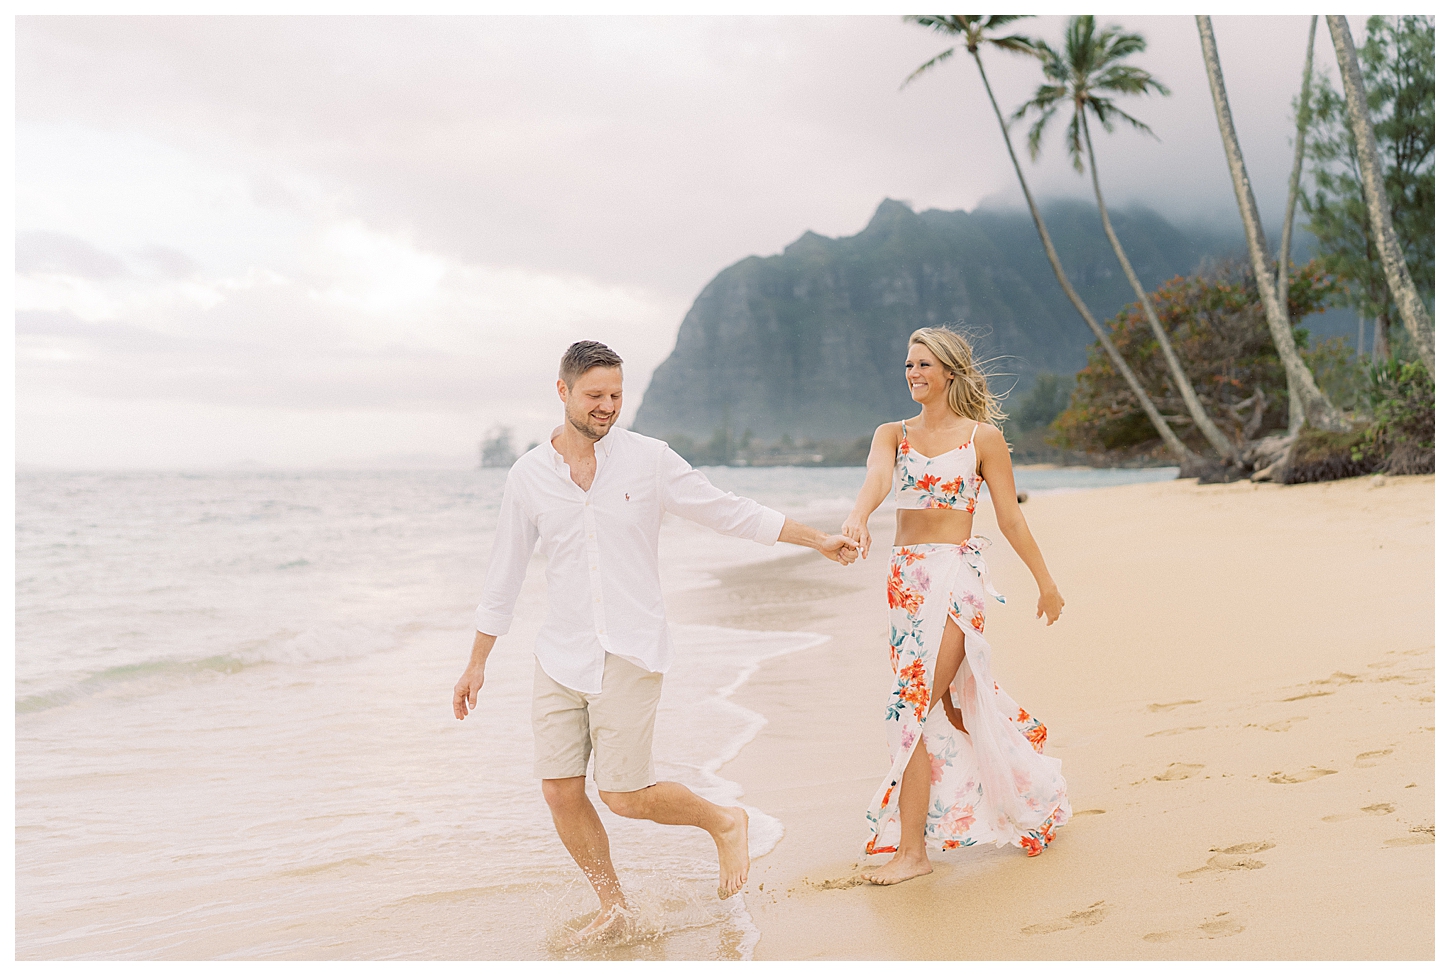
[895, 420, 984, 513]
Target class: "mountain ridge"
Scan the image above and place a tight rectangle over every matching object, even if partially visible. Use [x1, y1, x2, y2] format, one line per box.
[632, 197, 1348, 443]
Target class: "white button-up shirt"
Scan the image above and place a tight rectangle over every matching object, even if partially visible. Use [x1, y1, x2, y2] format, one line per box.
[474, 425, 786, 694]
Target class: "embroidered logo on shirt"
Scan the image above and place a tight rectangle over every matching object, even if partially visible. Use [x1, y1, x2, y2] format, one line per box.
[624, 493, 631, 501]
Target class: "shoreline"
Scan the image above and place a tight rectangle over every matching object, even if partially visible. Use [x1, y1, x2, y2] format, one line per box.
[687, 474, 1434, 960]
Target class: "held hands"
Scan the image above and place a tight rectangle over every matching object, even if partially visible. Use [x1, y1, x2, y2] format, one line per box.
[1036, 586, 1065, 626]
[452, 664, 485, 720]
[818, 533, 861, 566]
[840, 513, 872, 560]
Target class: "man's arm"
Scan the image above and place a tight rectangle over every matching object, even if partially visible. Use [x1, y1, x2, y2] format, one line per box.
[472, 472, 539, 639]
[657, 447, 858, 564]
[453, 631, 498, 719]
[456, 473, 538, 719]
[778, 518, 860, 566]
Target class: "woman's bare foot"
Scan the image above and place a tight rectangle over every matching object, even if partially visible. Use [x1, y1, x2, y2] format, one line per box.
[861, 851, 933, 886]
[568, 904, 633, 946]
[713, 806, 750, 899]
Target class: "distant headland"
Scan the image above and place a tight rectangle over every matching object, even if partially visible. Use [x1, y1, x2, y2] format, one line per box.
[629, 197, 1351, 468]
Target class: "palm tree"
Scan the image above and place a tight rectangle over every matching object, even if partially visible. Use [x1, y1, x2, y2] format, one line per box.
[903, 15, 1197, 465]
[1013, 16, 1241, 467]
[1278, 16, 1318, 434]
[1325, 16, 1435, 373]
[1196, 15, 1352, 434]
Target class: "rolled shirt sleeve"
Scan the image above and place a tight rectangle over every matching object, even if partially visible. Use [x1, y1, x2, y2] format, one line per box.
[473, 470, 540, 636]
[656, 447, 786, 546]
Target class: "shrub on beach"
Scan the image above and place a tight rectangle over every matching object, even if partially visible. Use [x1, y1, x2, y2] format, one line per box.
[1362, 358, 1435, 476]
[1050, 261, 1341, 458]
[1279, 359, 1434, 483]
[1279, 426, 1378, 484]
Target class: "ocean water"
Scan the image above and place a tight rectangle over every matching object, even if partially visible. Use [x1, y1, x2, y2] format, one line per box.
[14, 464, 1174, 960]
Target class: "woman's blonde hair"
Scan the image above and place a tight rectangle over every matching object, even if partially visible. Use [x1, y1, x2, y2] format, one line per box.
[907, 326, 1006, 425]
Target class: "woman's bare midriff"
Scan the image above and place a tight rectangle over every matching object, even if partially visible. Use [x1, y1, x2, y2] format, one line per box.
[894, 508, 975, 547]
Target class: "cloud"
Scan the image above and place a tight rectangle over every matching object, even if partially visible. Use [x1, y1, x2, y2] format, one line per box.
[16, 230, 127, 279]
[138, 245, 200, 279]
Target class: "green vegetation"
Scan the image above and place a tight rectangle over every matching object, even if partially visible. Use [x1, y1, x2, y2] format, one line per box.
[1280, 358, 1434, 482]
[1016, 15, 1242, 468]
[1301, 15, 1434, 361]
[1360, 357, 1435, 475]
[1001, 373, 1084, 464]
[1050, 262, 1340, 458]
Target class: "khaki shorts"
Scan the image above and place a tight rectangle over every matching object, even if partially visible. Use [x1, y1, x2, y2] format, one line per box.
[532, 653, 663, 793]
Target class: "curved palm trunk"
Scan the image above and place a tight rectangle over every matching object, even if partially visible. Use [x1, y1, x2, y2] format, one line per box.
[1081, 119, 1242, 464]
[1196, 15, 1351, 434]
[1326, 15, 1435, 372]
[1279, 15, 1318, 435]
[972, 48, 1195, 463]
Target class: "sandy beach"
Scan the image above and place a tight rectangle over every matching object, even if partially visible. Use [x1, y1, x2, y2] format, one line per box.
[675, 473, 1435, 960]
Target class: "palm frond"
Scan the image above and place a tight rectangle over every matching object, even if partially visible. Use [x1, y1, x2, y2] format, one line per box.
[1024, 103, 1061, 160]
[1011, 82, 1068, 121]
[905, 15, 953, 30]
[1092, 64, 1170, 97]
[1101, 30, 1149, 62]
[981, 14, 1031, 31]
[986, 33, 1039, 56]
[1064, 110, 1086, 172]
[901, 45, 959, 89]
[1090, 99, 1159, 139]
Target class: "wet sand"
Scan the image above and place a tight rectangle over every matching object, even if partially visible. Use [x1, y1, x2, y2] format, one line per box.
[677, 474, 1434, 960]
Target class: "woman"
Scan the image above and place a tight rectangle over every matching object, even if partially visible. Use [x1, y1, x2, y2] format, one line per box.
[842, 327, 1070, 885]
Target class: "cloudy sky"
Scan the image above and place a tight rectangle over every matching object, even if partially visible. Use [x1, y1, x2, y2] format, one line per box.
[15, 14, 1367, 469]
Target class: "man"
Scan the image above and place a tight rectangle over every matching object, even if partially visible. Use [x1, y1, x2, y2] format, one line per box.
[453, 340, 859, 942]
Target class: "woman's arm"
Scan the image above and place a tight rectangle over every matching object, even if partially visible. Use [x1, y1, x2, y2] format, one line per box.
[976, 425, 1064, 625]
[841, 423, 901, 559]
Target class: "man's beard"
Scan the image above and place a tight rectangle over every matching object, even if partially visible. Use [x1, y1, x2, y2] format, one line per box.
[567, 406, 616, 441]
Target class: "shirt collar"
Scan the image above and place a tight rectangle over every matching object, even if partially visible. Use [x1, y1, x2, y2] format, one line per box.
[545, 422, 618, 473]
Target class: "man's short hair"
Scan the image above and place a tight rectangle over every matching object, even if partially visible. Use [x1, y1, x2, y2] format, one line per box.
[559, 340, 624, 388]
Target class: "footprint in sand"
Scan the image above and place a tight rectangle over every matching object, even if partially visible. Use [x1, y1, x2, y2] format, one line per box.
[1282, 689, 1334, 702]
[1355, 748, 1394, 768]
[1322, 803, 1396, 823]
[1021, 900, 1107, 936]
[1254, 716, 1307, 732]
[1143, 911, 1246, 942]
[1267, 767, 1337, 784]
[1075, 809, 1106, 817]
[1385, 826, 1434, 848]
[1177, 841, 1275, 879]
[1148, 700, 1200, 713]
[813, 876, 864, 890]
[1153, 763, 1205, 781]
[1146, 726, 1206, 738]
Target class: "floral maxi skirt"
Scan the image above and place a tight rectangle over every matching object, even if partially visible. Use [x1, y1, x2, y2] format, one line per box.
[865, 538, 1071, 856]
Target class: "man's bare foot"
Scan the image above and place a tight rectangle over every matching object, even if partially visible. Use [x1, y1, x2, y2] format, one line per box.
[713, 806, 750, 899]
[568, 904, 633, 946]
[861, 852, 933, 886]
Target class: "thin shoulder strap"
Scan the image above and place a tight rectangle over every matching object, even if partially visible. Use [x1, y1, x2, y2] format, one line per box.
[967, 421, 980, 447]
